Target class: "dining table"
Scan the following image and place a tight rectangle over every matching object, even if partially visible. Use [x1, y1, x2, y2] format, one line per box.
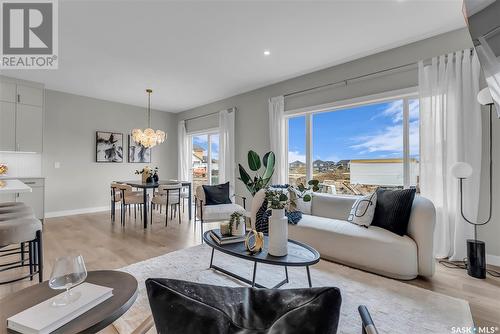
[115, 180, 192, 229]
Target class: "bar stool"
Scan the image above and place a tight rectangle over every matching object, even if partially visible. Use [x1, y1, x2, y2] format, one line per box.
[0, 207, 43, 284]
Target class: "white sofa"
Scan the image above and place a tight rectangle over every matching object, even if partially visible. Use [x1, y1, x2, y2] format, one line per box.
[251, 191, 436, 280]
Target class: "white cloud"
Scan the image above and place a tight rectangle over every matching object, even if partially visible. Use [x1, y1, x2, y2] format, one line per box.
[351, 120, 419, 155]
[372, 99, 420, 124]
[288, 150, 306, 163]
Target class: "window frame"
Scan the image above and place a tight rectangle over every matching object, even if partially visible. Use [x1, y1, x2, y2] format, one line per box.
[285, 87, 419, 190]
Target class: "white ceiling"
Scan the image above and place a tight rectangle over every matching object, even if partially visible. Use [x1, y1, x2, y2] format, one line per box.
[1, 0, 466, 113]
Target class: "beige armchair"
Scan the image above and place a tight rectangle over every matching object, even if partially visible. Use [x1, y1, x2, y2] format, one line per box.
[194, 185, 246, 242]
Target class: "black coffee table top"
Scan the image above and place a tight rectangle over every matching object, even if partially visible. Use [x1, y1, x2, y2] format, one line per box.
[0, 270, 138, 334]
[203, 230, 320, 267]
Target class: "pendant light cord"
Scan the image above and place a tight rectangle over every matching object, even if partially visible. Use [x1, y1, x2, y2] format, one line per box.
[147, 90, 152, 128]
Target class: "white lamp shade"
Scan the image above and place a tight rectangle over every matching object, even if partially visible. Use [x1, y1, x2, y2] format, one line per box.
[477, 87, 494, 106]
[450, 162, 473, 179]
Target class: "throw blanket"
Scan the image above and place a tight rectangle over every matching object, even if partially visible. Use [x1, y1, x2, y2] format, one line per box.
[255, 200, 302, 234]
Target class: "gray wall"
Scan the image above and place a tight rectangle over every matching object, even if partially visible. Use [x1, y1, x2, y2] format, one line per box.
[177, 28, 500, 258]
[43, 90, 177, 214]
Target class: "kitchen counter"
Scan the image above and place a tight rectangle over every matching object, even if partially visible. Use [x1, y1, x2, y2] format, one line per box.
[0, 179, 32, 194]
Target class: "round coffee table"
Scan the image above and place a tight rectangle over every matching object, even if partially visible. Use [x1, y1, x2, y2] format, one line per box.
[0, 270, 138, 334]
[203, 230, 320, 289]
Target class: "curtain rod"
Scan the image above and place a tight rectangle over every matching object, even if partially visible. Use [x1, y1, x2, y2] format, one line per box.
[284, 48, 474, 98]
[183, 107, 236, 123]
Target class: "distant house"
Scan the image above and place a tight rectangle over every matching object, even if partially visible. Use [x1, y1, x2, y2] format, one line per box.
[335, 160, 350, 170]
[313, 160, 336, 172]
[350, 158, 419, 187]
[289, 160, 306, 169]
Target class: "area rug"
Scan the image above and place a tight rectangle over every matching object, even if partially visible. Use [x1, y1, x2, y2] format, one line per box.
[113, 244, 473, 334]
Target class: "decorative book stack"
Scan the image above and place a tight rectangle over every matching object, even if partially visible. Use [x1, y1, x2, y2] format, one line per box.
[210, 229, 245, 245]
[7, 283, 113, 334]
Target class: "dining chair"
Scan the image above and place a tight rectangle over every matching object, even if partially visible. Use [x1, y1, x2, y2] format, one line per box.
[110, 182, 122, 222]
[115, 184, 148, 226]
[150, 183, 182, 226]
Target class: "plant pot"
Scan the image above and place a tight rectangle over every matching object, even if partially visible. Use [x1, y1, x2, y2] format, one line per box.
[268, 208, 288, 256]
[231, 217, 246, 237]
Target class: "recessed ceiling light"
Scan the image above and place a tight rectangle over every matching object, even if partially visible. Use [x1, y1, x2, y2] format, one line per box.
[263, 50, 271, 56]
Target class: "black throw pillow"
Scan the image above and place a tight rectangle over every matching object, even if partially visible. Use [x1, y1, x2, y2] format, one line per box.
[146, 278, 341, 334]
[202, 182, 232, 205]
[371, 188, 416, 236]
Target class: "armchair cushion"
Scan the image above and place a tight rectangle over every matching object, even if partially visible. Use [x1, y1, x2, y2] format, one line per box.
[202, 182, 231, 205]
[146, 278, 341, 334]
[198, 203, 245, 221]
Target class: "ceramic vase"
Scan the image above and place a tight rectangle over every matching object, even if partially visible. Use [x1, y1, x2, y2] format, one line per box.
[268, 208, 288, 256]
[231, 217, 246, 237]
[141, 171, 151, 183]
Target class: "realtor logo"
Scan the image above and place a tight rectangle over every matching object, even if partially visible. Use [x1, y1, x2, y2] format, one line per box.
[1, 0, 58, 69]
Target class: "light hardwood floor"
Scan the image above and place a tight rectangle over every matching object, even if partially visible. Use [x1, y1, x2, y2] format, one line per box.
[1, 209, 500, 330]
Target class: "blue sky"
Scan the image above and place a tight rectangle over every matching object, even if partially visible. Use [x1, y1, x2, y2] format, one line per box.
[192, 134, 219, 158]
[288, 99, 419, 163]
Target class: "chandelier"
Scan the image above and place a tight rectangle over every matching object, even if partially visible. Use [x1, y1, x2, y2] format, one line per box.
[132, 89, 166, 148]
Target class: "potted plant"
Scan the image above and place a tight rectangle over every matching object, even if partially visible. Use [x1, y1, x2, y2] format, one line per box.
[229, 211, 246, 237]
[238, 150, 275, 196]
[288, 180, 320, 212]
[265, 189, 289, 256]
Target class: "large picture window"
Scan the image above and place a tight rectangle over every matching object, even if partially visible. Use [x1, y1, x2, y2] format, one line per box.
[287, 93, 419, 195]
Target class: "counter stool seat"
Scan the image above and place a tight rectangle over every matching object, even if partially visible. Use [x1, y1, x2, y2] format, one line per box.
[0, 217, 43, 285]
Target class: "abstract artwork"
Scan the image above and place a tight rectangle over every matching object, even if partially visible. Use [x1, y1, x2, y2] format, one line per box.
[128, 135, 151, 163]
[96, 131, 123, 163]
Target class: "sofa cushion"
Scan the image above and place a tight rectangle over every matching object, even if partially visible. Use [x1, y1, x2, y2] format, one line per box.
[146, 278, 342, 334]
[347, 192, 377, 227]
[202, 182, 231, 205]
[289, 215, 418, 280]
[372, 188, 416, 236]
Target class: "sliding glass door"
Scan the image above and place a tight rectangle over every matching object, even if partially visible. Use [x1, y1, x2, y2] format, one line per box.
[191, 132, 219, 191]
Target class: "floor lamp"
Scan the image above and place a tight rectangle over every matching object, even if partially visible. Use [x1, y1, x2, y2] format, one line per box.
[450, 87, 494, 279]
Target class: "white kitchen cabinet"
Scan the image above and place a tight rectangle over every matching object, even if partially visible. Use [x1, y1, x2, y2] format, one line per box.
[0, 77, 44, 153]
[0, 102, 16, 151]
[16, 104, 43, 153]
[17, 84, 44, 107]
[17, 178, 45, 220]
[0, 82, 16, 103]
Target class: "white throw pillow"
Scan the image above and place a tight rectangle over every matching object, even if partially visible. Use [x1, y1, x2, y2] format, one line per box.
[347, 192, 377, 227]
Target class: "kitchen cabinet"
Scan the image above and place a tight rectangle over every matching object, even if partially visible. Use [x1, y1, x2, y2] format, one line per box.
[17, 178, 45, 221]
[0, 77, 44, 153]
[0, 102, 16, 151]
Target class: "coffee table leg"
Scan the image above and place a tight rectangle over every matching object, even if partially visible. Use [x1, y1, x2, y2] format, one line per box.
[251, 262, 257, 287]
[285, 266, 289, 283]
[209, 248, 215, 268]
[306, 266, 312, 287]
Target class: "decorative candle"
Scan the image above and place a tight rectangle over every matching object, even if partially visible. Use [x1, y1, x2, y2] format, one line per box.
[220, 222, 231, 236]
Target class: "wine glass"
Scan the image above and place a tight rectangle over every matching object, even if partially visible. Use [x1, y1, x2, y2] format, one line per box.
[49, 255, 87, 306]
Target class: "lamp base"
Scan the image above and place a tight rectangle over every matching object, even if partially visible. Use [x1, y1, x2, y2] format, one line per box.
[467, 239, 486, 279]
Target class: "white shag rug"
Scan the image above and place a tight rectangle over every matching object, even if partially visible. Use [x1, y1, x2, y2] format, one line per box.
[113, 244, 473, 334]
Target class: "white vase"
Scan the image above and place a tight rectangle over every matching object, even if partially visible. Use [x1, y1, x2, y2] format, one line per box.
[268, 208, 288, 256]
[231, 217, 246, 236]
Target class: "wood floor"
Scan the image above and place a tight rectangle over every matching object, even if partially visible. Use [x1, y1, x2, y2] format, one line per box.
[1, 208, 500, 331]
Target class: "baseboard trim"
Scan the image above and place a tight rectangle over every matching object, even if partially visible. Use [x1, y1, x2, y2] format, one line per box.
[45, 206, 110, 218]
[487, 254, 500, 267]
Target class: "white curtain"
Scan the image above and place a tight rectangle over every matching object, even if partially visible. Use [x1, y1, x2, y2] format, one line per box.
[219, 109, 235, 191]
[177, 120, 191, 182]
[476, 37, 500, 116]
[269, 96, 287, 185]
[418, 49, 481, 260]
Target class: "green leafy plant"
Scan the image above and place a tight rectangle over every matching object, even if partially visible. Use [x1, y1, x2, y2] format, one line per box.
[238, 150, 275, 196]
[265, 189, 289, 210]
[229, 211, 245, 233]
[294, 180, 320, 202]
